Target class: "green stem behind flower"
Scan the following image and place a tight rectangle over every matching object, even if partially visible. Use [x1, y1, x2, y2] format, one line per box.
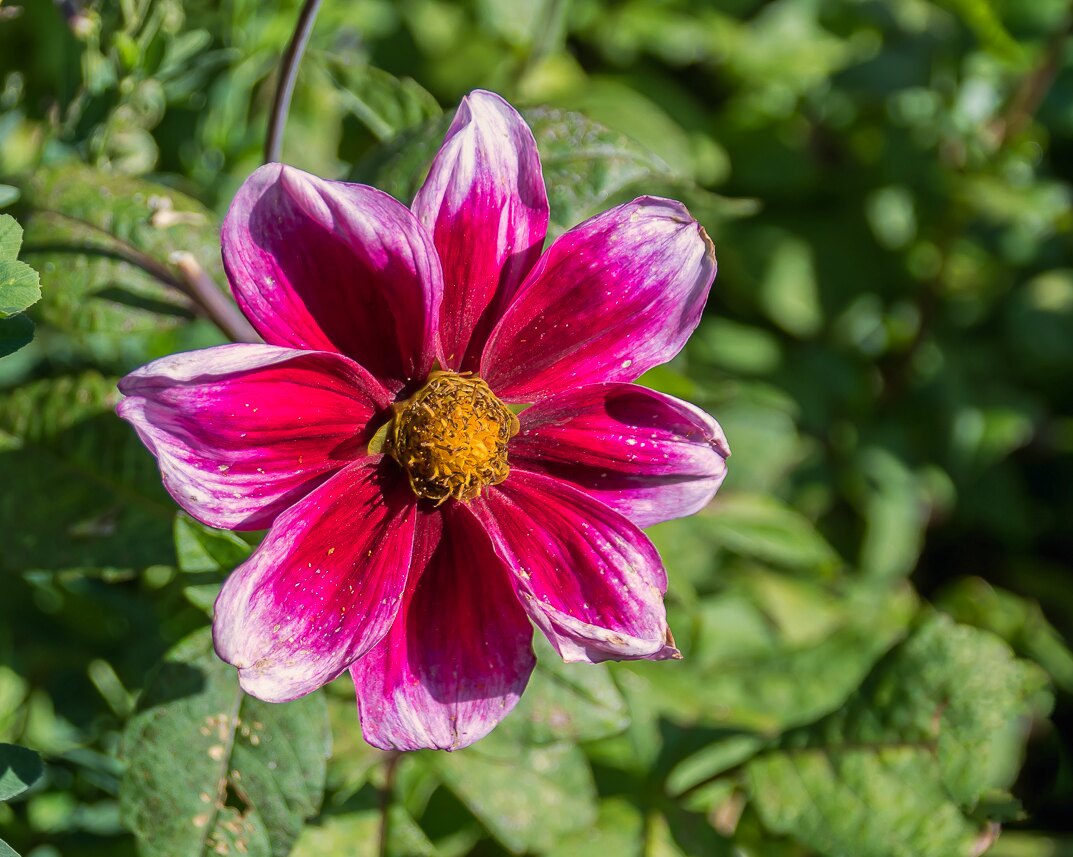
[264, 0, 325, 164]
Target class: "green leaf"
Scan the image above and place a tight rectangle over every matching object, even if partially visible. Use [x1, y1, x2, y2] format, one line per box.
[0, 314, 35, 359]
[527, 107, 674, 233]
[0, 214, 24, 263]
[546, 798, 644, 857]
[936, 0, 1025, 63]
[322, 60, 442, 143]
[495, 637, 629, 745]
[361, 107, 752, 239]
[692, 494, 841, 577]
[852, 448, 930, 584]
[292, 789, 438, 857]
[19, 165, 227, 361]
[627, 583, 918, 733]
[174, 514, 253, 575]
[174, 513, 254, 615]
[432, 739, 597, 854]
[120, 629, 330, 857]
[759, 235, 822, 338]
[0, 838, 19, 857]
[0, 215, 41, 319]
[936, 577, 1073, 694]
[0, 743, 43, 801]
[0, 372, 175, 571]
[745, 615, 1048, 857]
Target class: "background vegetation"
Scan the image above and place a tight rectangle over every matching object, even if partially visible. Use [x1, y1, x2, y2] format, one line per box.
[2, 0, 1072, 855]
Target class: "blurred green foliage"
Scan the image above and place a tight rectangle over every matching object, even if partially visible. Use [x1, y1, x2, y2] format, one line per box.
[2, 0, 1073, 855]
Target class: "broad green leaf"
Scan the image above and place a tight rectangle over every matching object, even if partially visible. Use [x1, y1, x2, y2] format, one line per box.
[173, 514, 253, 575]
[0, 215, 41, 319]
[432, 739, 597, 854]
[0, 214, 24, 261]
[852, 448, 930, 583]
[649, 804, 734, 857]
[495, 637, 629, 745]
[120, 629, 330, 857]
[936, 577, 1073, 694]
[546, 798, 644, 857]
[759, 235, 822, 338]
[173, 514, 254, 615]
[19, 165, 227, 361]
[627, 583, 917, 733]
[0, 838, 18, 857]
[292, 790, 438, 857]
[693, 494, 841, 577]
[0, 372, 175, 571]
[666, 733, 767, 799]
[687, 317, 783, 376]
[745, 615, 1048, 857]
[0, 743, 43, 801]
[322, 684, 386, 802]
[0, 314, 34, 359]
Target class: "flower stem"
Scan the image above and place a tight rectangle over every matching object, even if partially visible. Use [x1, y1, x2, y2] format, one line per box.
[377, 751, 401, 857]
[264, 0, 324, 164]
[170, 252, 260, 343]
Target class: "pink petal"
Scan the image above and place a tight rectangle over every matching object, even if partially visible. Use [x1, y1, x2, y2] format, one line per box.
[480, 197, 716, 401]
[465, 470, 678, 664]
[412, 90, 548, 370]
[352, 505, 535, 751]
[213, 460, 416, 703]
[117, 344, 391, 530]
[222, 164, 443, 390]
[509, 383, 730, 528]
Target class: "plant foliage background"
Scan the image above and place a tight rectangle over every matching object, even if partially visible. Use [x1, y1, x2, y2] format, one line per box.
[2, 0, 1073, 855]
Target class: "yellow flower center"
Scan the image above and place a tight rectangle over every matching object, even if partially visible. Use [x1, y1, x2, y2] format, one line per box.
[382, 371, 518, 504]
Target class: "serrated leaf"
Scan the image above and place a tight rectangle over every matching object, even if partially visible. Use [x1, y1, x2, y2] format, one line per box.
[19, 165, 226, 360]
[0, 215, 41, 319]
[527, 107, 672, 233]
[432, 739, 597, 854]
[120, 629, 330, 857]
[0, 743, 43, 802]
[0, 372, 175, 571]
[745, 615, 1048, 857]
[0, 214, 24, 261]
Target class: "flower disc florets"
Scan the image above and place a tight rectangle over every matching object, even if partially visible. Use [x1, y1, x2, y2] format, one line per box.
[385, 371, 519, 504]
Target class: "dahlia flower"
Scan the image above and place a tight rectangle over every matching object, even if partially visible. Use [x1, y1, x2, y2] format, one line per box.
[118, 90, 729, 751]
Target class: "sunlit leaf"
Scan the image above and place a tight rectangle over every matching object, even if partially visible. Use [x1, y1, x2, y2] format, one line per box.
[745, 615, 1048, 857]
[120, 629, 330, 857]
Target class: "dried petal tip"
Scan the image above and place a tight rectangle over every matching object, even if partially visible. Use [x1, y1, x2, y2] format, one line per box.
[386, 371, 519, 504]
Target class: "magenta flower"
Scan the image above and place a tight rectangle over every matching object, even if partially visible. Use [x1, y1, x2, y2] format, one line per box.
[118, 91, 728, 751]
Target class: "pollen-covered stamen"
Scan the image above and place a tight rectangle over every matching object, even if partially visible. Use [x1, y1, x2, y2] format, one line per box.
[386, 371, 519, 504]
